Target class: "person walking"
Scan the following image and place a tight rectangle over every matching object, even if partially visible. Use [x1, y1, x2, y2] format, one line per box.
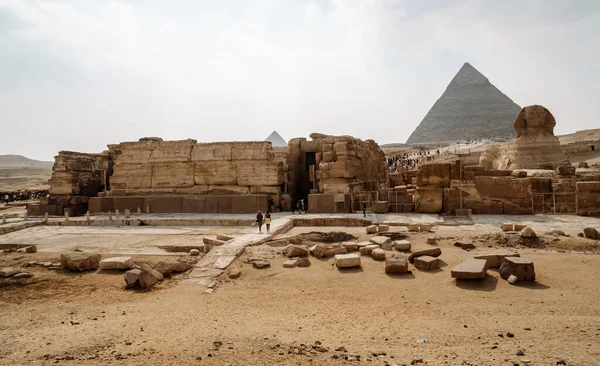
[256, 210, 264, 233]
[280, 198, 285, 212]
[265, 212, 272, 233]
[362, 202, 367, 218]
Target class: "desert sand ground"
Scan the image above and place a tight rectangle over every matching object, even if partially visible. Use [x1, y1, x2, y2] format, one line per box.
[1, 214, 600, 366]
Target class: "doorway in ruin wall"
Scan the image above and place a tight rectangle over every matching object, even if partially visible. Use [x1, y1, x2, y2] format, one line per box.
[294, 152, 316, 205]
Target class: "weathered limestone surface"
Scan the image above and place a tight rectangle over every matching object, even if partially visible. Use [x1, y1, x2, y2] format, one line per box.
[414, 255, 439, 271]
[451, 259, 487, 279]
[334, 253, 361, 268]
[385, 256, 408, 274]
[474, 253, 520, 268]
[499, 257, 535, 281]
[99, 257, 134, 270]
[60, 252, 101, 271]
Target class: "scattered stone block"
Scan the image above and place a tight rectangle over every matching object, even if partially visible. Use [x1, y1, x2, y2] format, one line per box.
[359, 244, 380, 256]
[325, 246, 347, 257]
[283, 259, 299, 268]
[296, 257, 310, 267]
[60, 252, 101, 272]
[366, 225, 379, 234]
[370, 236, 392, 246]
[342, 241, 359, 252]
[508, 274, 518, 285]
[583, 227, 600, 240]
[426, 237, 437, 245]
[99, 257, 134, 270]
[377, 224, 390, 232]
[287, 245, 309, 258]
[544, 230, 566, 237]
[152, 261, 191, 277]
[408, 247, 442, 263]
[414, 256, 439, 271]
[394, 240, 411, 251]
[454, 241, 476, 250]
[499, 257, 535, 281]
[138, 263, 163, 289]
[334, 254, 361, 268]
[385, 256, 408, 274]
[16, 246, 37, 254]
[556, 165, 575, 175]
[371, 248, 386, 260]
[252, 260, 271, 269]
[578, 161, 589, 168]
[216, 234, 234, 241]
[519, 227, 537, 238]
[474, 253, 521, 268]
[501, 223, 527, 232]
[451, 259, 487, 279]
[0, 267, 20, 278]
[190, 249, 200, 256]
[407, 223, 420, 231]
[420, 224, 433, 231]
[124, 268, 141, 288]
[312, 244, 328, 258]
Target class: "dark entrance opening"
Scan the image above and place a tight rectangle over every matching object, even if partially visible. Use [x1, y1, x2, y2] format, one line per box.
[294, 152, 316, 206]
[592, 145, 596, 152]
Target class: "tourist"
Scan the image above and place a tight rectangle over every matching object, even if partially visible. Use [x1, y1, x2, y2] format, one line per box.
[265, 212, 272, 233]
[279, 198, 285, 212]
[256, 211, 264, 233]
[297, 199, 303, 214]
[268, 197, 275, 213]
[362, 202, 367, 218]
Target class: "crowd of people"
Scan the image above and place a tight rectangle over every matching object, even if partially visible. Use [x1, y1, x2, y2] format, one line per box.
[1, 190, 48, 204]
[387, 149, 444, 172]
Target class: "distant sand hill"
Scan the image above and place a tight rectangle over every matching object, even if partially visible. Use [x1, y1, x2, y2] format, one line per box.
[0, 155, 53, 168]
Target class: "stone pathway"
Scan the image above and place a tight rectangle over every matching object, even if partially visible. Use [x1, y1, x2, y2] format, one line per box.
[185, 216, 294, 285]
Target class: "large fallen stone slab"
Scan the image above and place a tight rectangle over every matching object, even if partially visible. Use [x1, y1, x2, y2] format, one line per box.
[499, 257, 535, 281]
[325, 246, 347, 257]
[370, 236, 393, 250]
[99, 257, 134, 270]
[501, 223, 527, 232]
[334, 254, 361, 268]
[454, 241, 476, 250]
[451, 259, 487, 279]
[286, 244, 309, 258]
[394, 240, 411, 251]
[377, 224, 390, 232]
[216, 234, 234, 242]
[60, 252, 101, 272]
[385, 256, 408, 274]
[0, 267, 20, 278]
[408, 247, 442, 263]
[153, 261, 192, 276]
[474, 253, 521, 268]
[138, 263, 163, 289]
[371, 248, 386, 260]
[414, 256, 439, 271]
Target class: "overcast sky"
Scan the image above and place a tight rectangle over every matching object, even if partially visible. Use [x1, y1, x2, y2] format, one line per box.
[1, 0, 599, 161]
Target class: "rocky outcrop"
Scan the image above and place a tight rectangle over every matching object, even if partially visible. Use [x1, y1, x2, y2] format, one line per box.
[407, 62, 521, 144]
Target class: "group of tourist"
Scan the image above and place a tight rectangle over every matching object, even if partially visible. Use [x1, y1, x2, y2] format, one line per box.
[387, 149, 443, 172]
[256, 197, 307, 233]
[1, 190, 48, 205]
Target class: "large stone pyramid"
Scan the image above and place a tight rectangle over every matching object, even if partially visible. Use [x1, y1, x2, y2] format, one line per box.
[406, 63, 521, 144]
[265, 131, 288, 147]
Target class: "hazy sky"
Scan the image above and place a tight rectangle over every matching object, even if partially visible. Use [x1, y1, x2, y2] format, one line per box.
[1, 0, 599, 161]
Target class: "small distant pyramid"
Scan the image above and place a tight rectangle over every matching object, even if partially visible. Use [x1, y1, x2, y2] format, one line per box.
[265, 131, 288, 147]
[406, 62, 521, 144]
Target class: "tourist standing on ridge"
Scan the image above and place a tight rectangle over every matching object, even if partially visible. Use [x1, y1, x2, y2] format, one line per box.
[265, 212, 272, 233]
[256, 211, 264, 233]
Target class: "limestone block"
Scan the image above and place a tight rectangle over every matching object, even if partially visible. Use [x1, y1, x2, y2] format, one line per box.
[394, 240, 411, 251]
[99, 257, 134, 270]
[408, 247, 442, 263]
[499, 257, 535, 281]
[124, 269, 141, 288]
[366, 225, 378, 234]
[426, 237, 437, 245]
[111, 164, 152, 189]
[583, 227, 600, 240]
[474, 253, 520, 268]
[359, 244, 379, 256]
[312, 244, 328, 258]
[377, 224, 390, 232]
[231, 142, 273, 160]
[416, 164, 451, 188]
[148, 140, 195, 163]
[385, 256, 408, 274]
[286, 245, 309, 258]
[236, 161, 282, 186]
[250, 186, 280, 195]
[519, 226, 537, 238]
[556, 165, 575, 176]
[60, 252, 101, 271]
[325, 246, 347, 257]
[138, 263, 163, 289]
[371, 248, 386, 260]
[451, 259, 487, 279]
[152, 162, 194, 188]
[370, 236, 392, 246]
[414, 256, 439, 271]
[415, 187, 443, 214]
[216, 234, 234, 241]
[203, 238, 225, 247]
[192, 143, 232, 161]
[194, 161, 237, 186]
[283, 259, 299, 268]
[342, 242, 359, 252]
[207, 186, 250, 195]
[53, 151, 109, 172]
[334, 253, 361, 268]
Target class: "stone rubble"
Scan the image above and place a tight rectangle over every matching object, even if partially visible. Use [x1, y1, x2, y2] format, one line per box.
[334, 254, 361, 268]
[99, 257, 134, 270]
[414, 256, 440, 271]
[499, 257, 536, 281]
[138, 263, 163, 290]
[384, 256, 408, 274]
[451, 259, 487, 279]
[60, 252, 101, 272]
[370, 248, 386, 261]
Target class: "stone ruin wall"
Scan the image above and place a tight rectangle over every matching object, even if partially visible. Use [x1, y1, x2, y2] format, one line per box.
[287, 133, 388, 213]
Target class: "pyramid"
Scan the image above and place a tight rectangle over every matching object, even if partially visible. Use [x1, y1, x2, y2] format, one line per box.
[406, 63, 521, 144]
[265, 131, 288, 147]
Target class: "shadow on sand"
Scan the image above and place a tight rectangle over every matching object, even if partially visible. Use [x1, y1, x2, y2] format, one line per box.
[455, 275, 498, 292]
